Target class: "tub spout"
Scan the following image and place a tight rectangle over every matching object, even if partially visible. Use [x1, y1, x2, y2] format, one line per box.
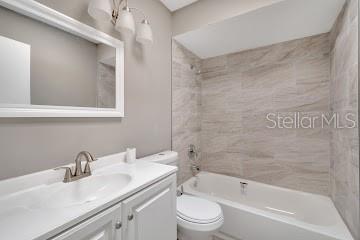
[177, 185, 184, 196]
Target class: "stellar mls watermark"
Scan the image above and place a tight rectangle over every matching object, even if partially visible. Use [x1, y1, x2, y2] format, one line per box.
[266, 112, 357, 129]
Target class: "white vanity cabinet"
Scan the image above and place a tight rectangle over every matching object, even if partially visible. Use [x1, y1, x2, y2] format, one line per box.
[121, 174, 177, 240]
[51, 174, 177, 240]
[51, 204, 122, 240]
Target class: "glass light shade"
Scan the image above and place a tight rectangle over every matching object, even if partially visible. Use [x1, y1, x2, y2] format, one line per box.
[88, 0, 112, 22]
[115, 7, 136, 36]
[136, 20, 153, 45]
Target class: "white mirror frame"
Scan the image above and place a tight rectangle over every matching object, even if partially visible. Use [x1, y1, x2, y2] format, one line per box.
[0, 0, 124, 118]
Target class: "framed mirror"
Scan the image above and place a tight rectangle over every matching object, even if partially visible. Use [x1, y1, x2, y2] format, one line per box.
[0, 0, 124, 117]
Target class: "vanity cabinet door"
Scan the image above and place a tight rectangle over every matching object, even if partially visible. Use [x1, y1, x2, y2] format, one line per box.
[122, 174, 177, 240]
[51, 204, 122, 240]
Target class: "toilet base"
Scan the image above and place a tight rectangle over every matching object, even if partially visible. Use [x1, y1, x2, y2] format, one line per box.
[178, 225, 216, 240]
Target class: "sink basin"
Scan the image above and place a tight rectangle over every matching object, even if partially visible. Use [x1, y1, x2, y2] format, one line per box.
[32, 173, 132, 209]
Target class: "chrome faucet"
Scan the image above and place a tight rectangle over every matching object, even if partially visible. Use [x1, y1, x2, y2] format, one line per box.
[55, 151, 96, 183]
[75, 151, 96, 176]
[188, 144, 198, 160]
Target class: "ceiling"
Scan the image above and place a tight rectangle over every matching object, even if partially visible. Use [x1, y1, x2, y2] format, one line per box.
[160, 0, 199, 12]
[174, 0, 345, 59]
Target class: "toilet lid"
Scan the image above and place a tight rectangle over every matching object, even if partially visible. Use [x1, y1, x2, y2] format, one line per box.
[177, 195, 222, 224]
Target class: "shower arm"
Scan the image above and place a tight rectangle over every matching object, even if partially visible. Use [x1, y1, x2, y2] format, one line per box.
[111, 0, 149, 24]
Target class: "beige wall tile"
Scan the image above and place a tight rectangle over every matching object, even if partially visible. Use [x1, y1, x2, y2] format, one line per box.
[200, 34, 331, 195]
[329, 0, 359, 238]
[172, 41, 202, 184]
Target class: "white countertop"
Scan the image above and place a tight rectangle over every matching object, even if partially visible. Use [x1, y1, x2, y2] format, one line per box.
[0, 152, 177, 240]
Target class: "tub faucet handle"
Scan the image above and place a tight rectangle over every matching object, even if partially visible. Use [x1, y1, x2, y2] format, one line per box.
[191, 164, 200, 172]
[188, 144, 198, 159]
[54, 167, 73, 183]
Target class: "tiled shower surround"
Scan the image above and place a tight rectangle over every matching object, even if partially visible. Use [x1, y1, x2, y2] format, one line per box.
[330, 0, 359, 238]
[97, 63, 116, 108]
[172, 2, 358, 236]
[172, 41, 201, 184]
[173, 33, 332, 193]
[200, 33, 331, 195]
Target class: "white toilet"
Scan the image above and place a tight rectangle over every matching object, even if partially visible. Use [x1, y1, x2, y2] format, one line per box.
[142, 151, 224, 240]
[177, 194, 224, 240]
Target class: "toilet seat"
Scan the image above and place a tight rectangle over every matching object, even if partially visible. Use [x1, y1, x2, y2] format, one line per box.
[177, 195, 224, 232]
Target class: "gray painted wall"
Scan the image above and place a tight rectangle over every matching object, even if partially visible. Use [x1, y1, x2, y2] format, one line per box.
[0, 0, 172, 180]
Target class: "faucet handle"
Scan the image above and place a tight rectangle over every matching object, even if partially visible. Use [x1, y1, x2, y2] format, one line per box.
[54, 167, 73, 183]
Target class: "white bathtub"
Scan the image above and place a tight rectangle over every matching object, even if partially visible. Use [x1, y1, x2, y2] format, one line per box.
[181, 172, 354, 240]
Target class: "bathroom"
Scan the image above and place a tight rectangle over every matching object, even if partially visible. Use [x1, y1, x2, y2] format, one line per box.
[0, 0, 358, 240]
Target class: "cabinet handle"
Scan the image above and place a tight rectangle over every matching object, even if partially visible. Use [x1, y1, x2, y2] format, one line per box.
[115, 221, 122, 229]
[128, 214, 134, 221]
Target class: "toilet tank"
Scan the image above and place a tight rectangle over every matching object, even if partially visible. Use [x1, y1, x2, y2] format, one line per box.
[140, 151, 178, 166]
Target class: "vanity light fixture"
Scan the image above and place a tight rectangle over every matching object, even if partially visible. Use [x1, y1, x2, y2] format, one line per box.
[88, 0, 153, 44]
